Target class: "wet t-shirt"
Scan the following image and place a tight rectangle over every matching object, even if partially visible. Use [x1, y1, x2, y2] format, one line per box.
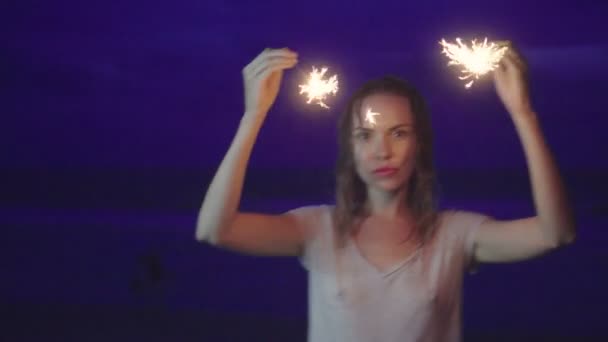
[286, 204, 492, 342]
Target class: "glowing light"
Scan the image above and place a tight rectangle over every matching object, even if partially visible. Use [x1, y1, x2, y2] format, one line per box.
[439, 37, 509, 88]
[298, 66, 339, 108]
[365, 107, 380, 126]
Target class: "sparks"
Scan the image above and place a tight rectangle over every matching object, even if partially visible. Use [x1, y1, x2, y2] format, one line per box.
[299, 66, 339, 109]
[365, 107, 380, 126]
[439, 37, 509, 88]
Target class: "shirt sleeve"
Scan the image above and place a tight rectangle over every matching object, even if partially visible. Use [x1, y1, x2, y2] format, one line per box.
[283, 204, 328, 272]
[444, 210, 494, 274]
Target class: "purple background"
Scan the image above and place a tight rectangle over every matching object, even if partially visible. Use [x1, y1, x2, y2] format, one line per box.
[2, 0, 607, 340]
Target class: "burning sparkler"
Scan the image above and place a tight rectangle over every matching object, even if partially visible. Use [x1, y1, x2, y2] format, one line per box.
[299, 66, 339, 109]
[439, 37, 509, 88]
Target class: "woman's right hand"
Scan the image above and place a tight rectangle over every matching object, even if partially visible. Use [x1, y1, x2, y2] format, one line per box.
[242, 48, 298, 117]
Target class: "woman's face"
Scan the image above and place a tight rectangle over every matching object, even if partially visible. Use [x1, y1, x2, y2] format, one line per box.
[351, 93, 418, 194]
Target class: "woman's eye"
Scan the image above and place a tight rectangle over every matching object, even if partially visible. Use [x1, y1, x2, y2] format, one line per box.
[394, 130, 409, 138]
[356, 132, 370, 140]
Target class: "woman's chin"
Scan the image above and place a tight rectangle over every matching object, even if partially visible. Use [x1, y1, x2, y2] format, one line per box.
[372, 179, 406, 193]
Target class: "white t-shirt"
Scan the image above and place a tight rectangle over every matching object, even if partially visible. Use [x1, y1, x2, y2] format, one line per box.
[286, 204, 492, 342]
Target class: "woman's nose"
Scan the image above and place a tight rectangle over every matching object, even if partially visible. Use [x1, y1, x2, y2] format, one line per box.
[374, 136, 392, 159]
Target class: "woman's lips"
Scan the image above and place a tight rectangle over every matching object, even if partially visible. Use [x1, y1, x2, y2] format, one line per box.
[373, 168, 397, 176]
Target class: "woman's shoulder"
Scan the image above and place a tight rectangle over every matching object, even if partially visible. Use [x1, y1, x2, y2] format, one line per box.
[285, 203, 333, 217]
[434, 209, 493, 240]
[284, 203, 335, 230]
[438, 208, 492, 224]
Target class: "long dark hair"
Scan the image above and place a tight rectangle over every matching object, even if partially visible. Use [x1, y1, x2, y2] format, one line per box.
[333, 76, 440, 248]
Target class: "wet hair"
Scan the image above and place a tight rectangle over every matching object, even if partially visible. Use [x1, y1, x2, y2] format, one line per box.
[333, 76, 440, 247]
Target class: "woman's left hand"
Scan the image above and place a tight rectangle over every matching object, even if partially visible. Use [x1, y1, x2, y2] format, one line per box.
[493, 42, 532, 116]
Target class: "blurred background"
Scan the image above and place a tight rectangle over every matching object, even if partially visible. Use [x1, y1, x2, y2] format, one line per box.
[2, 0, 607, 340]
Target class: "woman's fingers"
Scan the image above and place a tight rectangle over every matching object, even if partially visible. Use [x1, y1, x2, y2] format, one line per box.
[493, 40, 526, 74]
[497, 40, 525, 69]
[252, 58, 298, 78]
[507, 49, 527, 71]
[495, 40, 511, 48]
[241, 48, 298, 115]
[244, 57, 297, 81]
[243, 48, 270, 74]
[256, 62, 296, 82]
[497, 50, 526, 76]
[243, 48, 298, 77]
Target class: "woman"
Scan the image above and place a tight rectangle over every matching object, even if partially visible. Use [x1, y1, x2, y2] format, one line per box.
[195, 46, 576, 341]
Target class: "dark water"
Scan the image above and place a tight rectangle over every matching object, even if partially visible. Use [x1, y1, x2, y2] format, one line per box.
[2, 169, 606, 341]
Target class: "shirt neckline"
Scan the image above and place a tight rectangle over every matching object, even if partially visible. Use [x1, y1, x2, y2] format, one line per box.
[347, 234, 422, 278]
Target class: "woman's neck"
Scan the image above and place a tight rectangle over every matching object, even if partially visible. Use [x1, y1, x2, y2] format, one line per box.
[365, 187, 411, 221]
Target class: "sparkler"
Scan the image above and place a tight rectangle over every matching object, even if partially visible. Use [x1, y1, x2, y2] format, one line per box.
[439, 37, 509, 88]
[299, 66, 339, 109]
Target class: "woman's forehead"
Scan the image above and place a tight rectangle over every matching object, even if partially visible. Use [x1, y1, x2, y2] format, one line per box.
[353, 94, 414, 129]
